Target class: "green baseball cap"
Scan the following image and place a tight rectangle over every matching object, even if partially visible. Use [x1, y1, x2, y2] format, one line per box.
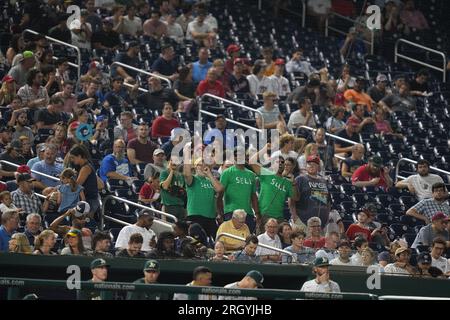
[143, 260, 160, 272]
[313, 257, 330, 267]
[246, 270, 264, 288]
[90, 258, 110, 269]
[369, 156, 383, 168]
[22, 51, 34, 59]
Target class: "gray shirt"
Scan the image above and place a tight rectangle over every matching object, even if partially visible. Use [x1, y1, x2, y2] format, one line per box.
[256, 106, 281, 126]
[7, 64, 28, 87]
[411, 224, 449, 248]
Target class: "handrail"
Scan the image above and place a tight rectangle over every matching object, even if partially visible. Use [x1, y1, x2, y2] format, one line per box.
[198, 93, 265, 132]
[216, 232, 297, 262]
[378, 295, 450, 301]
[0, 160, 60, 182]
[395, 38, 447, 83]
[395, 158, 450, 183]
[110, 62, 171, 88]
[297, 126, 360, 146]
[0, 277, 377, 300]
[100, 195, 177, 231]
[325, 11, 375, 55]
[23, 29, 81, 85]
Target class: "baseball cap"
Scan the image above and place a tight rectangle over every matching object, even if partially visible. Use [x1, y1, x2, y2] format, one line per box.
[369, 155, 383, 168]
[356, 76, 366, 83]
[17, 165, 31, 174]
[376, 74, 388, 82]
[23, 51, 34, 59]
[103, 17, 113, 25]
[69, 121, 80, 130]
[16, 173, 35, 183]
[143, 260, 160, 272]
[432, 212, 449, 222]
[128, 41, 140, 49]
[377, 251, 391, 262]
[90, 258, 110, 269]
[69, 19, 81, 30]
[153, 148, 165, 156]
[138, 209, 154, 218]
[74, 201, 90, 218]
[313, 256, 330, 267]
[226, 44, 240, 54]
[89, 61, 101, 69]
[2, 75, 15, 83]
[10, 139, 22, 151]
[274, 58, 285, 65]
[96, 115, 107, 123]
[395, 247, 411, 256]
[66, 229, 81, 237]
[246, 270, 264, 288]
[417, 252, 432, 264]
[306, 155, 320, 165]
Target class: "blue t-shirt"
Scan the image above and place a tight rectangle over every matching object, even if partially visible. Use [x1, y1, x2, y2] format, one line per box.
[0, 225, 13, 252]
[57, 184, 84, 213]
[31, 161, 63, 187]
[99, 154, 132, 182]
[192, 60, 212, 84]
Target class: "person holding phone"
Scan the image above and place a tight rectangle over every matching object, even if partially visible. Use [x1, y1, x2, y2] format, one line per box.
[351, 155, 393, 191]
[300, 257, 341, 293]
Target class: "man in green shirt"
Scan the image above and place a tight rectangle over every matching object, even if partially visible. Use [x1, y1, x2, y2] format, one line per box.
[218, 149, 259, 233]
[183, 149, 224, 239]
[77, 258, 114, 300]
[248, 143, 299, 232]
[127, 260, 171, 300]
[160, 156, 186, 220]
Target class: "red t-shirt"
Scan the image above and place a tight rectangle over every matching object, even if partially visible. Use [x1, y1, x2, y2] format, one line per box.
[351, 164, 389, 191]
[196, 80, 225, 98]
[139, 182, 157, 200]
[151, 116, 180, 138]
[303, 237, 326, 249]
[346, 224, 371, 241]
[127, 138, 158, 163]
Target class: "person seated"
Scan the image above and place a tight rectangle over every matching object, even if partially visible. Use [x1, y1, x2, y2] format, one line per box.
[146, 231, 180, 259]
[351, 155, 393, 191]
[230, 235, 261, 263]
[116, 233, 146, 258]
[341, 144, 365, 179]
[343, 77, 374, 113]
[126, 123, 158, 165]
[379, 82, 416, 114]
[216, 209, 251, 253]
[99, 139, 135, 184]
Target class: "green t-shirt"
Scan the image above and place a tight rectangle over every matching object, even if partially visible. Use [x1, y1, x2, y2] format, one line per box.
[160, 169, 186, 206]
[220, 166, 256, 216]
[258, 168, 293, 219]
[126, 278, 171, 300]
[186, 175, 216, 219]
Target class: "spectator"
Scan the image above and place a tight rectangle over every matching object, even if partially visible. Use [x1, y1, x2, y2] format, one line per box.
[412, 212, 449, 249]
[166, 12, 184, 44]
[430, 238, 450, 275]
[347, 103, 375, 133]
[121, 4, 143, 37]
[48, 14, 72, 43]
[216, 209, 251, 252]
[231, 234, 260, 263]
[33, 229, 57, 255]
[352, 155, 393, 191]
[8, 233, 32, 254]
[113, 41, 140, 83]
[116, 233, 146, 258]
[143, 149, 167, 181]
[256, 91, 286, 131]
[77, 258, 112, 300]
[416, 252, 434, 277]
[138, 173, 161, 205]
[61, 229, 92, 256]
[160, 156, 186, 220]
[247, 60, 277, 96]
[7, 51, 36, 87]
[151, 103, 181, 139]
[17, 69, 49, 110]
[219, 270, 263, 300]
[0, 211, 19, 252]
[255, 218, 282, 263]
[176, 4, 194, 33]
[287, 97, 315, 131]
[377, 251, 391, 270]
[373, 108, 402, 137]
[314, 127, 335, 173]
[137, 76, 179, 112]
[173, 266, 216, 300]
[146, 231, 179, 259]
[400, 0, 429, 31]
[384, 247, 415, 276]
[127, 260, 170, 300]
[91, 18, 121, 51]
[396, 160, 444, 201]
[229, 58, 251, 96]
[173, 66, 196, 111]
[115, 209, 156, 253]
[297, 143, 324, 177]
[361, 247, 377, 267]
[11, 173, 42, 216]
[291, 156, 330, 227]
[151, 45, 179, 82]
[0, 140, 27, 171]
[286, 49, 319, 76]
[69, 13, 92, 50]
[339, 26, 366, 59]
[99, 138, 134, 183]
[53, 81, 77, 114]
[77, 79, 102, 112]
[90, 115, 111, 148]
[192, 47, 213, 84]
[24, 213, 42, 247]
[368, 74, 389, 103]
[127, 123, 158, 165]
[379, 82, 415, 113]
[270, 134, 298, 160]
[196, 68, 225, 98]
[35, 97, 65, 131]
[406, 183, 450, 224]
[0, 75, 17, 106]
[92, 231, 113, 258]
[350, 236, 369, 266]
[0, 191, 20, 215]
[103, 76, 133, 110]
[300, 257, 341, 293]
[31, 144, 63, 189]
[54, 58, 71, 87]
[409, 69, 430, 97]
[315, 232, 340, 261]
[203, 115, 235, 150]
[85, 0, 102, 32]
[283, 230, 315, 264]
[270, 59, 291, 97]
[224, 44, 241, 78]
[346, 210, 374, 242]
[186, 9, 216, 48]
[183, 156, 224, 239]
[143, 10, 167, 40]
[341, 144, 365, 179]
[0, 126, 14, 153]
[325, 107, 346, 134]
[209, 241, 229, 261]
[161, 128, 184, 158]
[344, 78, 374, 112]
[114, 111, 137, 143]
[330, 240, 353, 266]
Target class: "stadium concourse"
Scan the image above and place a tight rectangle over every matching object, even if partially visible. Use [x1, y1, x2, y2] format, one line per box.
[1, 0, 450, 300]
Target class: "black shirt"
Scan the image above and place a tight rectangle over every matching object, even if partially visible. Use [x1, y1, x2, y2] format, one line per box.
[113, 53, 139, 78]
[151, 57, 178, 77]
[137, 88, 179, 112]
[36, 109, 63, 126]
[229, 74, 251, 94]
[48, 25, 72, 44]
[336, 129, 360, 149]
[173, 80, 196, 99]
[409, 79, 429, 93]
[91, 30, 121, 49]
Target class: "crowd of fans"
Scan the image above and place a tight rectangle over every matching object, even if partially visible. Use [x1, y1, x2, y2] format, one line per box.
[0, 0, 449, 291]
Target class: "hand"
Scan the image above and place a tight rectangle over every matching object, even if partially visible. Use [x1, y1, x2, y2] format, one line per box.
[203, 166, 211, 176]
[370, 177, 380, 185]
[149, 236, 157, 248]
[317, 270, 330, 284]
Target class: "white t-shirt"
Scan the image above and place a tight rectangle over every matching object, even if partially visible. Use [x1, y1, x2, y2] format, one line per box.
[246, 75, 277, 96]
[255, 232, 282, 256]
[219, 282, 257, 300]
[270, 75, 291, 97]
[330, 257, 353, 266]
[432, 256, 450, 274]
[324, 210, 342, 235]
[350, 252, 364, 266]
[307, 0, 332, 15]
[205, 15, 218, 30]
[300, 279, 341, 293]
[287, 110, 316, 130]
[0, 203, 18, 214]
[114, 224, 156, 252]
[122, 16, 143, 36]
[186, 20, 213, 41]
[403, 174, 444, 201]
[315, 249, 339, 261]
[166, 22, 184, 43]
[383, 263, 412, 276]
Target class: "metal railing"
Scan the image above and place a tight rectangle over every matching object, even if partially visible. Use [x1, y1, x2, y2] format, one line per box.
[0, 160, 60, 183]
[110, 62, 171, 93]
[23, 29, 81, 85]
[395, 158, 450, 183]
[0, 277, 377, 300]
[216, 232, 297, 262]
[325, 12, 375, 55]
[100, 195, 176, 231]
[198, 94, 265, 132]
[395, 39, 447, 83]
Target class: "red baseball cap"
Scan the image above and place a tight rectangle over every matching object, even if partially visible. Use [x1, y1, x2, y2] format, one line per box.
[2, 75, 15, 83]
[226, 44, 240, 54]
[306, 155, 320, 165]
[69, 121, 80, 130]
[17, 165, 31, 174]
[432, 212, 449, 222]
[89, 61, 101, 69]
[274, 58, 285, 65]
[346, 118, 360, 126]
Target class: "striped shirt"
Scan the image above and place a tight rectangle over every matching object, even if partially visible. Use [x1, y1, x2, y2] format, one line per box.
[11, 188, 42, 216]
[410, 198, 450, 220]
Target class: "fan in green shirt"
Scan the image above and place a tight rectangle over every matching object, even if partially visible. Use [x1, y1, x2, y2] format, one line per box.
[160, 157, 186, 219]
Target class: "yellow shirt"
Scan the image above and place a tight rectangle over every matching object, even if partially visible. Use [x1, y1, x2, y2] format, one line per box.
[264, 62, 276, 77]
[216, 220, 250, 252]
